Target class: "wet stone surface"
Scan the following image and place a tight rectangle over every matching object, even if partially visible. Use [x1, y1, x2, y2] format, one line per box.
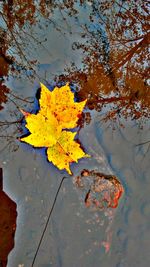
[74, 169, 124, 209]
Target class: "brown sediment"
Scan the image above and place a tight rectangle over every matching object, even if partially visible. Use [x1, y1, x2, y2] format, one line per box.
[0, 168, 17, 267]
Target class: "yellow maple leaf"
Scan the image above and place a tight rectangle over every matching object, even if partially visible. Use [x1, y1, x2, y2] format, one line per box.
[20, 111, 62, 147]
[47, 131, 89, 175]
[20, 83, 89, 174]
[39, 83, 87, 129]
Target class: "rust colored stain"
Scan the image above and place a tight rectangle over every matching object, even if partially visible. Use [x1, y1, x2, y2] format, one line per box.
[74, 169, 124, 210]
[0, 168, 17, 267]
[74, 169, 124, 253]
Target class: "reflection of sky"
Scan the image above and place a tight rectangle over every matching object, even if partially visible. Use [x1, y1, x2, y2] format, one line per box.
[1, 6, 91, 98]
[0, 2, 110, 88]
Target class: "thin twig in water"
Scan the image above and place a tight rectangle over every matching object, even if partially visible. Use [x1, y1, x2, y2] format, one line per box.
[31, 176, 68, 267]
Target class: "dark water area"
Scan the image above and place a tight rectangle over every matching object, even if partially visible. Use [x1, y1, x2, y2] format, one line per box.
[0, 168, 17, 267]
[0, 1, 150, 267]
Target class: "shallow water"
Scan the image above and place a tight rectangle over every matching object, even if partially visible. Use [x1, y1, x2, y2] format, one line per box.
[0, 1, 149, 267]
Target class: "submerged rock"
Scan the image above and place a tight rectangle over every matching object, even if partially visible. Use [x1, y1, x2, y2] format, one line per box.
[74, 169, 124, 210]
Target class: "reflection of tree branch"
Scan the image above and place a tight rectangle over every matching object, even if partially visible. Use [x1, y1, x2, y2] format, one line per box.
[0, 135, 15, 138]
[115, 0, 146, 25]
[112, 35, 146, 45]
[7, 96, 20, 110]
[98, 95, 130, 104]
[0, 119, 21, 152]
[20, 28, 52, 58]
[0, 119, 22, 126]
[0, 140, 12, 154]
[112, 33, 149, 71]
[1, 12, 32, 62]
[114, 0, 124, 31]
[57, 0, 72, 32]
[0, 11, 44, 81]
[9, 92, 34, 103]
